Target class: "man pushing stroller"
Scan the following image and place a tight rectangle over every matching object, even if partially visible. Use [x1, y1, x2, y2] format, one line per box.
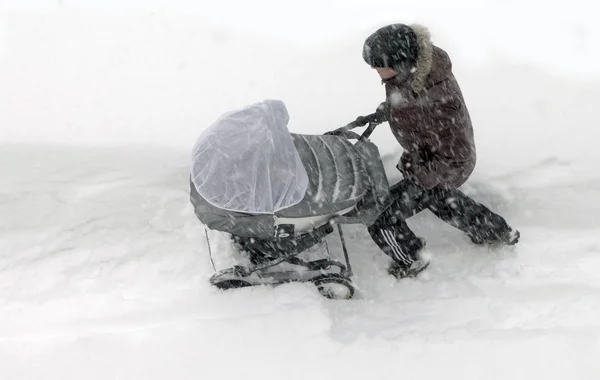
[190, 23, 520, 296]
[360, 23, 519, 279]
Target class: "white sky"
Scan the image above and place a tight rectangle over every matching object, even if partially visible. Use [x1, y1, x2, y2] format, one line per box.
[3, 0, 600, 76]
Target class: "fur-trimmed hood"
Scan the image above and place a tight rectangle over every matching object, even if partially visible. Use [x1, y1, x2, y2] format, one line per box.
[408, 24, 434, 93]
[379, 23, 452, 94]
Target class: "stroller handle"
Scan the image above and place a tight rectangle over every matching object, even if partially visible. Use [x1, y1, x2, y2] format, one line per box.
[325, 111, 387, 141]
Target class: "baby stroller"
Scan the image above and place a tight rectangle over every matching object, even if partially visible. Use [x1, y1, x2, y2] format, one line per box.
[190, 100, 389, 299]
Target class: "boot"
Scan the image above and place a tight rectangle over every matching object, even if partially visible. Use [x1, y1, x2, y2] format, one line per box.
[388, 259, 430, 279]
[468, 228, 520, 246]
[388, 238, 430, 279]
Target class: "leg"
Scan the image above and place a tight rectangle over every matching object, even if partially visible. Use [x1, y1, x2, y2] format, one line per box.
[368, 180, 430, 278]
[368, 213, 424, 266]
[422, 187, 519, 245]
[383, 179, 429, 220]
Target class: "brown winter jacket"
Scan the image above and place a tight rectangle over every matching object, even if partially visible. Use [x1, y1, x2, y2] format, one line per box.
[383, 25, 476, 190]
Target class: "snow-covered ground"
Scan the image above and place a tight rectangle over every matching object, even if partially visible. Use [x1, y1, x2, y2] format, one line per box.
[1, 4, 600, 379]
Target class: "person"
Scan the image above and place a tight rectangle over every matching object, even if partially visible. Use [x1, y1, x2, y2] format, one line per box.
[361, 23, 520, 279]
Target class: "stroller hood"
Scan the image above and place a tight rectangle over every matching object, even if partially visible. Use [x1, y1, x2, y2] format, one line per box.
[191, 99, 309, 214]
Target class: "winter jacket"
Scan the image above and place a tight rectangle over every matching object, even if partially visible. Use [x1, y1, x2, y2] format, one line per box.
[383, 25, 476, 189]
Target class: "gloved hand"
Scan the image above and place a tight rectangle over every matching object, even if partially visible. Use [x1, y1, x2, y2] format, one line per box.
[355, 102, 388, 125]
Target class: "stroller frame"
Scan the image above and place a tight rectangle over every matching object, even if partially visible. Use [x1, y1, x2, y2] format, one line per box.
[206, 222, 355, 299]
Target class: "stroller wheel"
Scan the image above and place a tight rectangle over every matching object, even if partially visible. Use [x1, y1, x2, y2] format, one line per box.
[311, 274, 355, 300]
[213, 279, 252, 290]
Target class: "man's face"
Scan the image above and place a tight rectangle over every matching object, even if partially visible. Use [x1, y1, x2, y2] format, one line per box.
[372, 66, 397, 80]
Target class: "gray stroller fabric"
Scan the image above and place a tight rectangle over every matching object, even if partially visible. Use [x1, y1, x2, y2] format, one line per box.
[189, 100, 390, 239]
[277, 134, 369, 217]
[190, 99, 309, 214]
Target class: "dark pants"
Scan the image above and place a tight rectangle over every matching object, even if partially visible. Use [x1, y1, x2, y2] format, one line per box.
[368, 179, 513, 265]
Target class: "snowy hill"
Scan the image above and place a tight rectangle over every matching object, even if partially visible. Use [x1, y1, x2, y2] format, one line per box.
[1, 5, 600, 380]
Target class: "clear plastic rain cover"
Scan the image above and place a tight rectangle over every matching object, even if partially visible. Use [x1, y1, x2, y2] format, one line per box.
[191, 99, 309, 214]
